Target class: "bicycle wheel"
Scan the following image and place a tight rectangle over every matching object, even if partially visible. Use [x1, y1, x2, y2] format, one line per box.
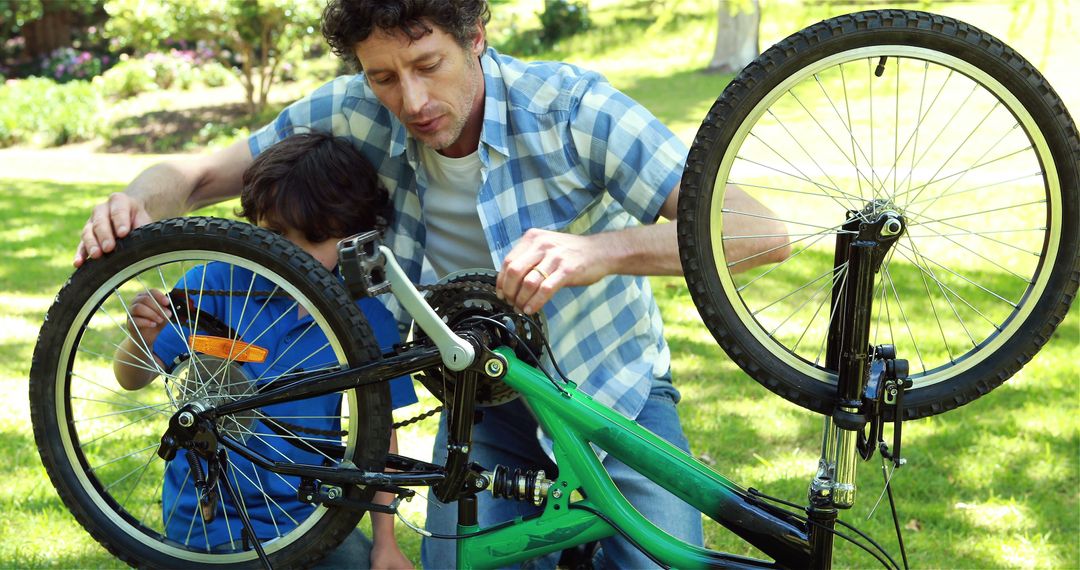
[30, 217, 392, 568]
[679, 10, 1079, 419]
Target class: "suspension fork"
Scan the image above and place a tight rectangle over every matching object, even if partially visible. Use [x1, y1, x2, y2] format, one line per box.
[808, 208, 904, 567]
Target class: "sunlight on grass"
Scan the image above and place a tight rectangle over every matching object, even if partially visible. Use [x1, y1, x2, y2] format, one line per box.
[955, 529, 1060, 569]
[953, 500, 1031, 532]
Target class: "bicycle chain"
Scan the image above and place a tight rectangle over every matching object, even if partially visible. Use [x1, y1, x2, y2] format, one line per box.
[233, 280, 494, 437]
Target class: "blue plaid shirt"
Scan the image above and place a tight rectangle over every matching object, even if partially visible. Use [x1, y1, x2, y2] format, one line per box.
[250, 48, 687, 420]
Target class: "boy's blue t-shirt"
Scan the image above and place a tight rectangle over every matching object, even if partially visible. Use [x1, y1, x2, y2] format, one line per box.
[152, 262, 416, 548]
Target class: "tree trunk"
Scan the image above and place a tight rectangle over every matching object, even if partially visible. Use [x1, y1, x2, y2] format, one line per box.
[706, 0, 760, 74]
[22, 6, 75, 59]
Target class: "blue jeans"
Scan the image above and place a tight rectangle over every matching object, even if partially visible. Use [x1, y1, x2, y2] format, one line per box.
[314, 527, 373, 569]
[213, 527, 373, 569]
[421, 379, 705, 569]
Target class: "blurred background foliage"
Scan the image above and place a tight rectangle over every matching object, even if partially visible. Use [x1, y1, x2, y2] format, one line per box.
[0, 0, 1073, 151]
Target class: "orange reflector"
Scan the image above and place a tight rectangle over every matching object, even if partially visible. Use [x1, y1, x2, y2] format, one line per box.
[189, 335, 269, 363]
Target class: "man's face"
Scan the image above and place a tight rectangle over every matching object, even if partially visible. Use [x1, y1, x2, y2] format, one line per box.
[355, 24, 485, 156]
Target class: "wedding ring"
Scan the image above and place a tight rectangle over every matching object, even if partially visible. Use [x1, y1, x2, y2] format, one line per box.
[532, 267, 550, 280]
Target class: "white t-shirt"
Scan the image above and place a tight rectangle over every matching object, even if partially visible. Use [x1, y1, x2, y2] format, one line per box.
[419, 145, 494, 278]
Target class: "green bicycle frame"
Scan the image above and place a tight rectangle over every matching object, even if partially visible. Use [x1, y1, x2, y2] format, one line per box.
[454, 348, 811, 569]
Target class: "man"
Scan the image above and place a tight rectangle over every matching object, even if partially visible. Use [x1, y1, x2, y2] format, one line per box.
[75, 1, 789, 567]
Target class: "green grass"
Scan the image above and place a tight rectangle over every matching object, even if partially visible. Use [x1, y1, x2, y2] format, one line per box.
[2, 1, 1078, 568]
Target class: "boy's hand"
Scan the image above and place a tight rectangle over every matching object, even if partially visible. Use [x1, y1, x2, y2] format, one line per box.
[370, 540, 413, 570]
[126, 289, 172, 347]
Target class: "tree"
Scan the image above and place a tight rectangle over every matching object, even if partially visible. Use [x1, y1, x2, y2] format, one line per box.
[0, 0, 103, 64]
[706, 0, 760, 74]
[103, 0, 321, 114]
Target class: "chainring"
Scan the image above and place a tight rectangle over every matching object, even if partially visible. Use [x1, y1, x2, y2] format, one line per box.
[414, 270, 547, 407]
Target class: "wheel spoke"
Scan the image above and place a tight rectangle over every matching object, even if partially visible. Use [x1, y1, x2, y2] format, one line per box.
[791, 267, 845, 352]
[812, 263, 849, 367]
[904, 171, 1043, 208]
[900, 100, 1003, 208]
[893, 241, 1020, 308]
[882, 264, 926, 374]
[758, 109, 860, 212]
[88, 442, 160, 474]
[729, 222, 845, 272]
[73, 402, 172, 423]
[753, 262, 846, 317]
[736, 229, 847, 293]
[785, 88, 878, 195]
[733, 156, 848, 199]
[891, 246, 1005, 331]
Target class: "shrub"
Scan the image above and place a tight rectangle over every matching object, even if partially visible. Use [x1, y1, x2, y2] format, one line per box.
[538, 0, 591, 45]
[144, 49, 228, 90]
[196, 61, 233, 88]
[38, 47, 111, 83]
[0, 78, 105, 147]
[97, 58, 158, 99]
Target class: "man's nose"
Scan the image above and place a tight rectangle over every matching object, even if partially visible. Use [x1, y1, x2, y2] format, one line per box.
[400, 75, 428, 117]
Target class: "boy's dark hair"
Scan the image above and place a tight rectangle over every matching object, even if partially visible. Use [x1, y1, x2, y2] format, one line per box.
[238, 131, 391, 243]
[322, 0, 490, 72]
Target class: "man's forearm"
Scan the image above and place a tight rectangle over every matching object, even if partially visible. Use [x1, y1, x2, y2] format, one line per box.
[589, 220, 683, 277]
[124, 163, 202, 220]
[124, 139, 255, 220]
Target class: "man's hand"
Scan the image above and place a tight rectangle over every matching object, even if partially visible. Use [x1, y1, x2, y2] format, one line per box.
[496, 228, 612, 315]
[125, 289, 172, 347]
[75, 193, 152, 267]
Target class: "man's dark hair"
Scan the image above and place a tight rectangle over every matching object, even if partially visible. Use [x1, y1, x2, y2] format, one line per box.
[322, 0, 490, 71]
[238, 131, 391, 243]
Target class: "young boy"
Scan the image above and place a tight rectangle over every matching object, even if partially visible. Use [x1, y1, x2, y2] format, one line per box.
[113, 131, 416, 569]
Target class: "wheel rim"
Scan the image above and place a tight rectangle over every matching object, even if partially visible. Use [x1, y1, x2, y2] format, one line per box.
[709, 45, 1060, 388]
[55, 250, 359, 562]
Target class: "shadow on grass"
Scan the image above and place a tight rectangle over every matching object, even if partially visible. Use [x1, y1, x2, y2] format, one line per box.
[0, 179, 123, 294]
[105, 101, 287, 154]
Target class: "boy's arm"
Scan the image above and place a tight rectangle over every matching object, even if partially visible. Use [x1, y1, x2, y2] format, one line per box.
[113, 290, 172, 390]
[370, 430, 413, 569]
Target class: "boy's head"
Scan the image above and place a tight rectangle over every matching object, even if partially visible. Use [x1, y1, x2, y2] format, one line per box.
[238, 131, 391, 243]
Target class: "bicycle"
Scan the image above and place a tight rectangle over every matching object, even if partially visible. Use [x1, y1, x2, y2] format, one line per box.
[30, 10, 1077, 569]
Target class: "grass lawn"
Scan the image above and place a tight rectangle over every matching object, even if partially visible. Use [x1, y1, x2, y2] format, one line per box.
[1, 1, 1076, 568]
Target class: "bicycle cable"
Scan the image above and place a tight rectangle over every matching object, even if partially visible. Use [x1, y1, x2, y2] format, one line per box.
[567, 503, 670, 569]
[747, 488, 900, 570]
[880, 456, 910, 570]
[392, 495, 520, 541]
[457, 314, 571, 397]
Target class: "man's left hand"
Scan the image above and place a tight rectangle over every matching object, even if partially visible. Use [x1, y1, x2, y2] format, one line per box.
[496, 228, 610, 315]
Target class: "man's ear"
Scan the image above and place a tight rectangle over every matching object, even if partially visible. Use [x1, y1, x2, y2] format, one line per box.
[471, 21, 486, 55]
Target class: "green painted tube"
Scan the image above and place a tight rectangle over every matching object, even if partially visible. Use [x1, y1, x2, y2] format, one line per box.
[491, 348, 810, 567]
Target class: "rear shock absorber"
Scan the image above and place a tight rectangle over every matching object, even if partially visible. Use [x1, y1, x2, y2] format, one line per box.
[484, 465, 553, 507]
